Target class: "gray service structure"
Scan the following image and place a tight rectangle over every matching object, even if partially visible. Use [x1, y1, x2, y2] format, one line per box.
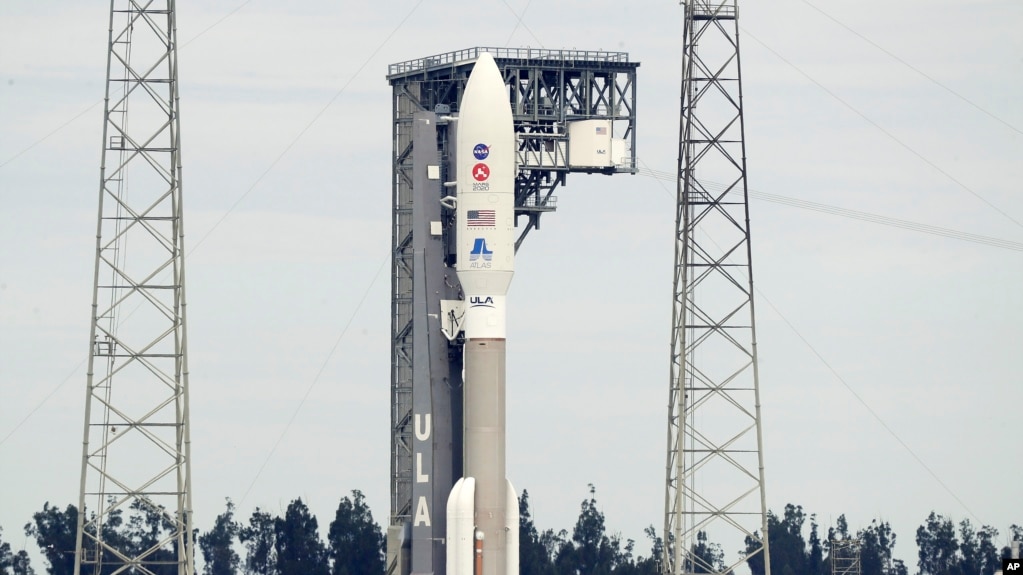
[386, 47, 639, 575]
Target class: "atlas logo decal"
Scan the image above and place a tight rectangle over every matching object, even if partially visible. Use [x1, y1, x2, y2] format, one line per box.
[469, 295, 495, 308]
[473, 143, 490, 160]
[468, 238, 493, 261]
[468, 237, 493, 268]
[472, 163, 490, 182]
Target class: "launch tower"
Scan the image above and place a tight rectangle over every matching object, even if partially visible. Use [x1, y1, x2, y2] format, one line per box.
[386, 47, 639, 575]
[74, 2, 194, 574]
[663, 2, 771, 574]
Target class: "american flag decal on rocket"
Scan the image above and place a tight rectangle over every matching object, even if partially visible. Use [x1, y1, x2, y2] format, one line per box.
[467, 209, 496, 227]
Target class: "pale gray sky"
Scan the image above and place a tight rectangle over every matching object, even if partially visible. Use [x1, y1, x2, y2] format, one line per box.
[1, 0, 1021, 570]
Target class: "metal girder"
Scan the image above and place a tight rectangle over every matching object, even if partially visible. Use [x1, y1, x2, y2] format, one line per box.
[75, 2, 194, 574]
[663, 3, 770, 575]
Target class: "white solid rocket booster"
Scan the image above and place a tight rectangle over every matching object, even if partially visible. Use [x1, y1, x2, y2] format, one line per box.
[446, 52, 520, 575]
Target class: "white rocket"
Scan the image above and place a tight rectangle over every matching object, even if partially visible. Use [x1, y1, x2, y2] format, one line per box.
[446, 52, 520, 575]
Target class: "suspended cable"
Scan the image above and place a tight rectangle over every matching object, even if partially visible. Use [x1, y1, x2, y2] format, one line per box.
[799, 0, 1022, 137]
[0, 1, 255, 170]
[635, 166, 1023, 252]
[502, 0, 536, 48]
[1, 0, 426, 452]
[638, 158, 985, 527]
[238, 255, 388, 508]
[754, 287, 984, 526]
[740, 28, 1023, 230]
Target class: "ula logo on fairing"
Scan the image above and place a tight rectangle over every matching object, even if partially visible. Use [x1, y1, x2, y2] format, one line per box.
[469, 296, 495, 308]
[468, 238, 493, 268]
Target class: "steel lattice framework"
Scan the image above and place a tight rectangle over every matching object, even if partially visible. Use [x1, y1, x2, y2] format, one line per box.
[74, 1, 194, 574]
[663, 2, 770, 575]
[832, 539, 863, 575]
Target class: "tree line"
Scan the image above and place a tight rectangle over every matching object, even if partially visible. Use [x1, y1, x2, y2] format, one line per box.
[2, 487, 1019, 575]
[746, 504, 1020, 575]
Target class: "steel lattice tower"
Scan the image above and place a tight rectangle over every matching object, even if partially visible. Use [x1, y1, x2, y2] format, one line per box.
[663, 2, 770, 575]
[74, 1, 194, 574]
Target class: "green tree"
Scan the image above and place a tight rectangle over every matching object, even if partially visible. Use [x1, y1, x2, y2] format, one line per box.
[1001, 525, 1022, 560]
[24, 503, 79, 575]
[744, 530, 766, 575]
[239, 509, 277, 575]
[859, 520, 906, 575]
[958, 521, 980, 575]
[690, 531, 726, 574]
[554, 485, 628, 575]
[754, 505, 809, 575]
[628, 526, 662, 575]
[957, 521, 1000, 575]
[199, 499, 241, 575]
[273, 499, 328, 575]
[974, 525, 1000, 575]
[916, 512, 960, 575]
[326, 490, 384, 575]
[1, 526, 35, 575]
[808, 515, 825, 575]
[117, 499, 178, 575]
[517, 490, 555, 575]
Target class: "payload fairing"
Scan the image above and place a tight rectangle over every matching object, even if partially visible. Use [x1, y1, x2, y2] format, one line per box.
[446, 52, 520, 575]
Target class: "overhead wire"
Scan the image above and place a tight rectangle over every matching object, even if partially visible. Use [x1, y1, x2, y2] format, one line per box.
[237, 256, 389, 508]
[241, 0, 549, 508]
[639, 157, 984, 526]
[0, 0, 259, 448]
[0, 0, 426, 449]
[0, 1, 256, 171]
[740, 27, 1023, 231]
[499, 0, 544, 48]
[755, 288, 984, 526]
[799, 0, 1022, 137]
[636, 166, 1023, 252]
[1, 2, 1014, 531]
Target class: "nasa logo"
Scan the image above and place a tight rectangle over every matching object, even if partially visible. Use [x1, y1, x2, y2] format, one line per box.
[472, 163, 490, 182]
[468, 238, 493, 262]
[473, 144, 490, 160]
[469, 295, 495, 308]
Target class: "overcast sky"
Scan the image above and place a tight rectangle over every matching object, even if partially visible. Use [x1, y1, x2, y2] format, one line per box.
[1, 0, 1021, 570]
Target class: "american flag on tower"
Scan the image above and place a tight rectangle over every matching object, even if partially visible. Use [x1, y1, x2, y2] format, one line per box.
[467, 209, 496, 227]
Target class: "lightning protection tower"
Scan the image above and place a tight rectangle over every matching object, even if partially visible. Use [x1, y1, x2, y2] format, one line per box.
[663, 2, 770, 575]
[74, 2, 194, 574]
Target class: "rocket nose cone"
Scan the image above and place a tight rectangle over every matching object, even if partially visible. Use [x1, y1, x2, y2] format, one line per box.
[465, 51, 503, 91]
[476, 52, 496, 67]
[460, 51, 510, 124]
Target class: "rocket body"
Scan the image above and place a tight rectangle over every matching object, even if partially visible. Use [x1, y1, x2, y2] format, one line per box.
[447, 52, 519, 575]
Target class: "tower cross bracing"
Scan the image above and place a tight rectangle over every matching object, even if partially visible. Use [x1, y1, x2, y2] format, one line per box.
[663, 2, 771, 575]
[74, 2, 194, 574]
